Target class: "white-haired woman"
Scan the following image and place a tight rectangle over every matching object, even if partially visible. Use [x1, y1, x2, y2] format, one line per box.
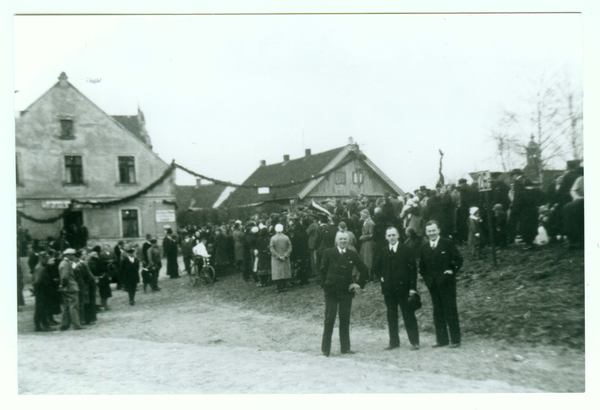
[270, 224, 293, 293]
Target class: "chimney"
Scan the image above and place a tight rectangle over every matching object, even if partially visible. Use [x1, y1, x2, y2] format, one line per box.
[196, 178, 202, 187]
[260, 160, 266, 167]
[305, 149, 311, 157]
[58, 72, 68, 87]
[283, 155, 290, 162]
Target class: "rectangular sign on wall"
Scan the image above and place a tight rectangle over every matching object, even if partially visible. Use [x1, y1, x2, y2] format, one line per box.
[155, 209, 176, 223]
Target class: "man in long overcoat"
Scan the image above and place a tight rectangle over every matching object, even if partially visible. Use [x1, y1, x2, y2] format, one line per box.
[163, 226, 179, 279]
[120, 244, 141, 305]
[33, 252, 52, 331]
[373, 227, 420, 350]
[419, 221, 463, 348]
[270, 224, 292, 293]
[319, 232, 369, 356]
[59, 248, 84, 330]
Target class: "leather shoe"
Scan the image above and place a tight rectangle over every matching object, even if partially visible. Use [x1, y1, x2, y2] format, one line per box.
[411, 345, 420, 351]
[432, 343, 449, 348]
[322, 352, 330, 357]
[341, 350, 356, 355]
[449, 343, 461, 349]
[384, 345, 400, 351]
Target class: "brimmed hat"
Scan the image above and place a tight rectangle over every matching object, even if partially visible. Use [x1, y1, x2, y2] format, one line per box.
[510, 168, 523, 175]
[275, 224, 284, 233]
[360, 209, 370, 218]
[123, 244, 135, 253]
[492, 203, 503, 211]
[251, 226, 259, 233]
[458, 178, 467, 184]
[408, 293, 422, 312]
[63, 248, 76, 255]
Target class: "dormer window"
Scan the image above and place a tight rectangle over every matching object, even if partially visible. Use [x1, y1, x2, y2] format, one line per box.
[60, 119, 74, 139]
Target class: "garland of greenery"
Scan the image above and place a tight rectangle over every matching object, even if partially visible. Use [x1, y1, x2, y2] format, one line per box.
[18, 151, 364, 223]
[174, 150, 362, 189]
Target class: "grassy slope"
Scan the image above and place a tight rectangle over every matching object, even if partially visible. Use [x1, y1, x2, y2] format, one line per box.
[195, 244, 585, 350]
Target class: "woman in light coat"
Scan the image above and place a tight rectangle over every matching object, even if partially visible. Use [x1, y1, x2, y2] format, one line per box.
[270, 224, 292, 293]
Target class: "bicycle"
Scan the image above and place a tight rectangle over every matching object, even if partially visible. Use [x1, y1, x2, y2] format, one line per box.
[189, 256, 216, 287]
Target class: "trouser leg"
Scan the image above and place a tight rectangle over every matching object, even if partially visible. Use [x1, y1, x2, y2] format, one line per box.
[128, 286, 136, 303]
[183, 256, 192, 275]
[34, 296, 48, 330]
[398, 291, 420, 346]
[338, 297, 353, 353]
[60, 293, 71, 328]
[310, 250, 317, 277]
[384, 294, 400, 347]
[429, 283, 449, 345]
[441, 280, 460, 344]
[321, 293, 338, 355]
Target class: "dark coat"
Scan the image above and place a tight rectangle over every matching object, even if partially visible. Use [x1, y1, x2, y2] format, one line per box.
[119, 256, 141, 287]
[33, 263, 52, 299]
[255, 233, 272, 272]
[372, 243, 417, 295]
[319, 247, 369, 298]
[418, 237, 463, 288]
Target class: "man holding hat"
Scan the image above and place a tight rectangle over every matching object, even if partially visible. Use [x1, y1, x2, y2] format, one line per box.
[59, 248, 84, 330]
[373, 226, 420, 351]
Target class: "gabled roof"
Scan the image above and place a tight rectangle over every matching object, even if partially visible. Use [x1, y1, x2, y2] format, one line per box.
[112, 115, 142, 140]
[175, 184, 228, 210]
[221, 147, 345, 208]
[19, 72, 165, 166]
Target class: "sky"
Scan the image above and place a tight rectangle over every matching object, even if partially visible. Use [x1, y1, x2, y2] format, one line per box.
[13, 13, 583, 192]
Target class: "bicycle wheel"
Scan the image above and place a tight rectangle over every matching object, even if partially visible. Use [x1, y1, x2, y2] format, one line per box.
[189, 264, 199, 287]
[200, 266, 216, 287]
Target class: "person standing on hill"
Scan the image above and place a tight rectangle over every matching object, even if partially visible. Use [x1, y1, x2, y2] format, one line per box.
[419, 221, 463, 348]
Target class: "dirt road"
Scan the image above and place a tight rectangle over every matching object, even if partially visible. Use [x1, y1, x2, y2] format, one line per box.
[17, 267, 584, 394]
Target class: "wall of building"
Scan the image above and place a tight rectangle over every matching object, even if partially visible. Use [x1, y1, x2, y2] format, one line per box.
[16, 76, 175, 244]
[306, 159, 397, 199]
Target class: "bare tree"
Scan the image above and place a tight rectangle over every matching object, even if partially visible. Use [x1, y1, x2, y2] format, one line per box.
[489, 110, 525, 172]
[490, 71, 583, 173]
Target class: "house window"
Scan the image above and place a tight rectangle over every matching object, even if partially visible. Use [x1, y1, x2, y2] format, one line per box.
[353, 170, 365, 185]
[258, 187, 270, 194]
[118, 156, 136, 183]
[335, 172, 346, 185]
[65, 156, 84, 184]
[121, 209, 139, 238]
[60, 119, 74, 139]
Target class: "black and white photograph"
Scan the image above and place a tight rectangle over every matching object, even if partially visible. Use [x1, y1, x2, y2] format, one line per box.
[4, 0, 599, 401]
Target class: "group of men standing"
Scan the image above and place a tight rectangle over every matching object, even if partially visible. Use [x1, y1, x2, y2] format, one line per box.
[318, 219, 463, 356]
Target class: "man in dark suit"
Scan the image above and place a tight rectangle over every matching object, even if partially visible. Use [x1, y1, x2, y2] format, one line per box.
[120, 244, 141, 305]
[319, 232, 369, 357]
[373, 227, 420, 350]
[419, 220, 463, 348]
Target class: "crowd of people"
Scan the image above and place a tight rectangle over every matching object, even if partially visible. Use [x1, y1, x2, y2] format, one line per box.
[19, 230, 166, 331]
[17, 160, 584, 347]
